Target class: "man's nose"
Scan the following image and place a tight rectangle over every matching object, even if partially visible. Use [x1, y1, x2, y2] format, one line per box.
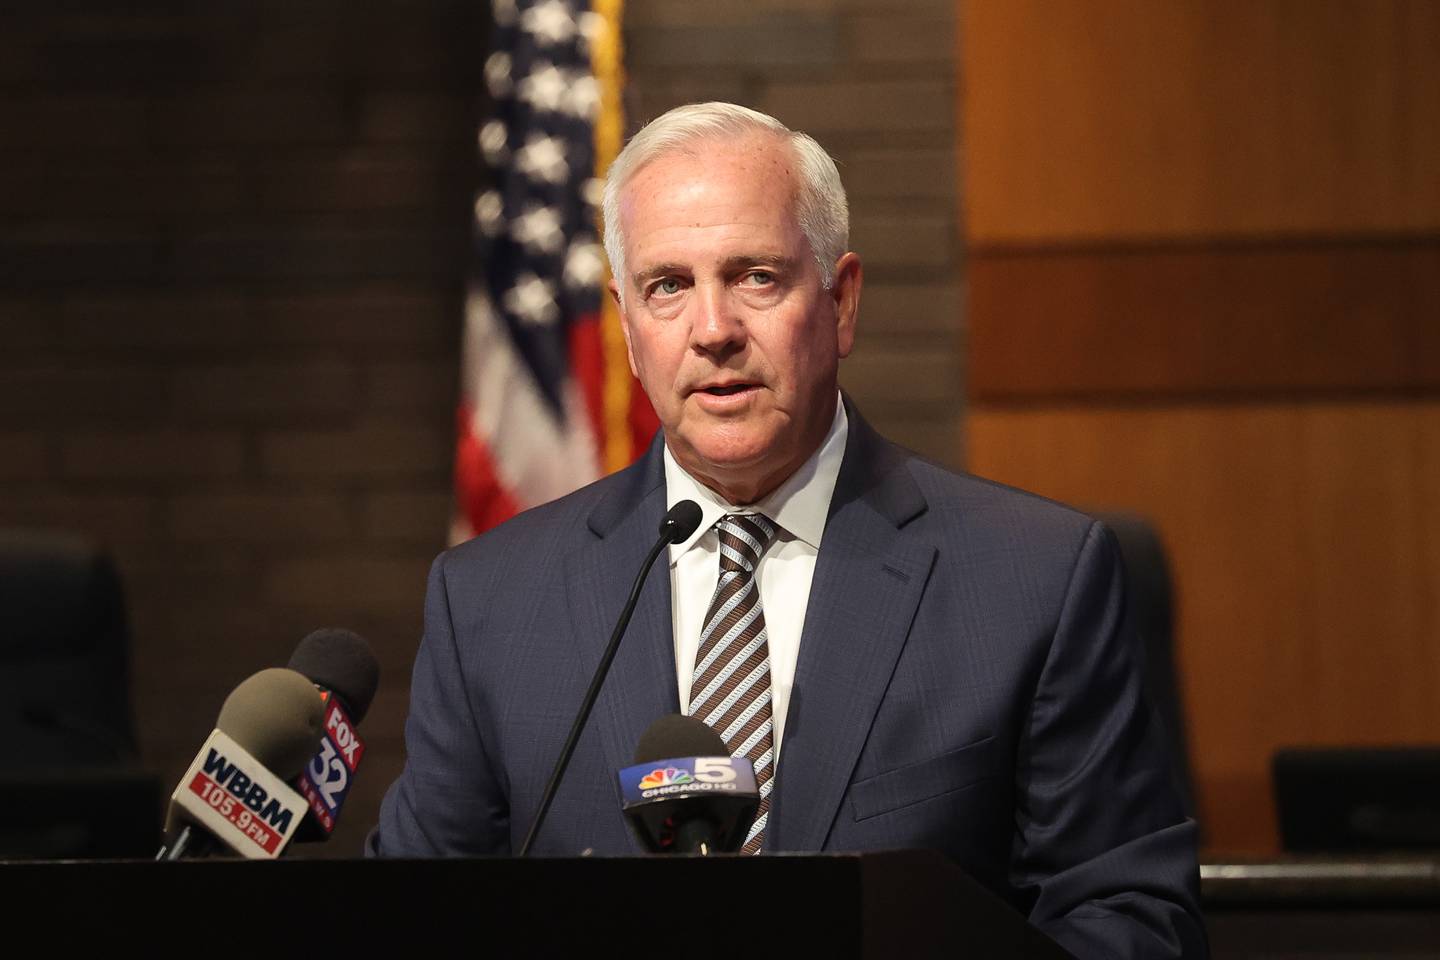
[689, 282, 746, 357]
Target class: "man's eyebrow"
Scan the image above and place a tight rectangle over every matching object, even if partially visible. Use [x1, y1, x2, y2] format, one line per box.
[721, 253, 797, 272]
[630, 262, 689, 287]
[629, 254, 800, 289]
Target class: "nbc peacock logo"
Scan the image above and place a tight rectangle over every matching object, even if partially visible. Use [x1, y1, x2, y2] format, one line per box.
[637, 766, 694, 788]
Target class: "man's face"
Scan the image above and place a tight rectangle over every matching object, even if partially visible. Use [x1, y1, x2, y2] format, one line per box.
[611, 134, 861, 504]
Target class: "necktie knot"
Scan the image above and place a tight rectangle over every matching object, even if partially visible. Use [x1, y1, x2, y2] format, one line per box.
[716, 514, 777, 574]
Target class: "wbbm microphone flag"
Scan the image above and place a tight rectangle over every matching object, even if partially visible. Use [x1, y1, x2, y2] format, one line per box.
[452, 0, 657, 543]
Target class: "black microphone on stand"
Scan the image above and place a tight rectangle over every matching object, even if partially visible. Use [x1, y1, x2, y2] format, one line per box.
[518, 500, 703, 856]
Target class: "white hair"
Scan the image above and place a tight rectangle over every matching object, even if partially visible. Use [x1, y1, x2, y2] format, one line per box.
[601, 102, 849, 303]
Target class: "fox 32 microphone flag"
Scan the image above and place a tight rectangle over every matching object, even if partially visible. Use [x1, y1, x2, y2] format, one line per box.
[452, 0, 657, 543]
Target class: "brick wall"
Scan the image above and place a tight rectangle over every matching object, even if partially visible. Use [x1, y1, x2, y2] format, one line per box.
[625, 0, 964, 458]
[0, 2, 481, 855]
[0, 1, 961, 857]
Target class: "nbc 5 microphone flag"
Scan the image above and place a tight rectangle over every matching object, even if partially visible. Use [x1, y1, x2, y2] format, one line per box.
[452, 0, 657, 543]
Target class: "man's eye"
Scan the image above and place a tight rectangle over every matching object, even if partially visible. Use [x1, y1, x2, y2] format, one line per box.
[655, 278, 682, 296]
[744, 271, 775, 286]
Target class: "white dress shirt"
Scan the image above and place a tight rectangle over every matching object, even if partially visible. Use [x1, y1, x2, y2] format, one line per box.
[664, 395, 848, 761]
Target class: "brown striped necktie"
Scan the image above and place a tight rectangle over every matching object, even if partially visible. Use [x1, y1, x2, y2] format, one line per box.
[688, 513, 778, 855]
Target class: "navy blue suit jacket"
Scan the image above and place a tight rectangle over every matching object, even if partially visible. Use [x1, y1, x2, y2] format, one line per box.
[371, 404, 1205, 958]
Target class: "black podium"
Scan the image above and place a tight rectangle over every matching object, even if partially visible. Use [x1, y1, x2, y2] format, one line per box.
[5, 850, 1073, 957]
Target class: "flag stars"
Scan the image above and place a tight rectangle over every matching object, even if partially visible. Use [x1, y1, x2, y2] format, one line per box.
[492, 0, 519, 27]
[517, 64, 599, 121]
[521, 0, 579, 46]
[486, 52, 513, 97]
[518, 63, 570, 114]
[504, 273, 560, 327]
[578, 11, 605, 44]
[515, 134, 570, 184]
[512, 204, 566, 255]
[474, 191, 505, 236]
[581, 178, 605, 208]
[564, 241, 606, 288]
[479, 120, 509, 164]
[566, 75, 600, 121]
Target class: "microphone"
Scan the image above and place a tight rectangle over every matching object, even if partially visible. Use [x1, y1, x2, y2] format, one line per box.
[287, 627, 380, 723]
[156, 667, 325, 860]
[658, 499, 703, 546]
[518, 499, 704, 856]
[286, 628, 380, 841]
[620, 715, 759, 855]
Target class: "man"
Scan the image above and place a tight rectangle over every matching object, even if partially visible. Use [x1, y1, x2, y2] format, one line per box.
[371, 103, 1204, 958]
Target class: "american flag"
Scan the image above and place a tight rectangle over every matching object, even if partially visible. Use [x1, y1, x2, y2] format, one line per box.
[452, 0, 657, 542]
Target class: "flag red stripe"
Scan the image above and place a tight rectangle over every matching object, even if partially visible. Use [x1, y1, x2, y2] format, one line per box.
[569, 310, 607, 455]
[454, 404, 521, 533]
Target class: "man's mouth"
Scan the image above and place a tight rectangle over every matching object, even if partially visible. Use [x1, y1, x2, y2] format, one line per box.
[699, 383, 754, 396]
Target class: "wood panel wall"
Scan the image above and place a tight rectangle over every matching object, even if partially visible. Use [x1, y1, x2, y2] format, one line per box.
[960, 0, 1440, 852]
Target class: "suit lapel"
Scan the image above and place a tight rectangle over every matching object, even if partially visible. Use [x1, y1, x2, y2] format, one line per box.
[767, 408, 936, 852]
[563, 440, 677, 852]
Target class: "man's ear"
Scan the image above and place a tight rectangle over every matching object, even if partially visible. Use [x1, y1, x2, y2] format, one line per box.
[832, 252, 862, 359]
[610, 278, 640, 378]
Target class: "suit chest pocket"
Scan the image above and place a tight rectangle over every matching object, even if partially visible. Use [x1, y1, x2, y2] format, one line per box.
[848, 736, 998, 822]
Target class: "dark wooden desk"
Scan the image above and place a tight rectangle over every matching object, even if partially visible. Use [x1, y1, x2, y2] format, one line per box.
[1203, 856, 1440, 958]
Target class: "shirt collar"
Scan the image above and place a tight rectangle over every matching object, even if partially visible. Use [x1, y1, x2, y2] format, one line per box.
[665, 392, 849, 564]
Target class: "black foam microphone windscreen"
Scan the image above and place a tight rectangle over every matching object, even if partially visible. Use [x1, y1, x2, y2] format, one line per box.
[634, 713, 728, 765]
[622, 714, 759, 855]
[660, 500, 703, 545]
[287, 628, 380, 723]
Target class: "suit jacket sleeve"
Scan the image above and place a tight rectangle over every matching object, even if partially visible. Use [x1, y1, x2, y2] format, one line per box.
[368, 553, 511, 856]
[1014, 521, 1206, 958]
